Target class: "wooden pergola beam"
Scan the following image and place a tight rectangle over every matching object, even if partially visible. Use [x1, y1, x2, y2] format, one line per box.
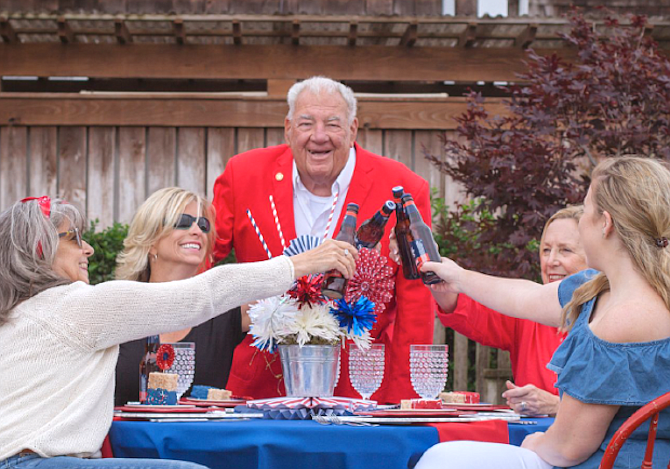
[57, 16, 75, 44]
[0, 17, 18, 44]
[459, 22, 477, 48]
[0, 93, 508, 129]
[348, 21, 357, 47]
[0, 43, 578, 83]
[114, 19, 132, 45]
[515, 24, 538, 49]
[292, 20, 300, 46]
[232, 20, 241, 45]
[400, 21, 418, 47]
[173, 18, 185, 45]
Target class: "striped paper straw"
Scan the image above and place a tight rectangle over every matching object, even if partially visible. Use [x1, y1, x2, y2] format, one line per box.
[247, 209, 272, 259]
[269, 195, 286, 249]
[322, 191, 339, 241]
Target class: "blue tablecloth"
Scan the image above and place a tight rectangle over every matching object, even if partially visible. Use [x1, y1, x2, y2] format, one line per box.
[109, 417, 554, 469]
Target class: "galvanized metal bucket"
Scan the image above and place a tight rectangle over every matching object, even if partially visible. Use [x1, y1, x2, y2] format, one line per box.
[279, 344, 340, 397]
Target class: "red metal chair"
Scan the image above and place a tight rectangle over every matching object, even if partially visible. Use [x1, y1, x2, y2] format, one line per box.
[599, 391, 670, 469]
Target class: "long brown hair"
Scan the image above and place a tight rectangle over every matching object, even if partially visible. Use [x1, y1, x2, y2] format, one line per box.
[561, 157, 670, 329]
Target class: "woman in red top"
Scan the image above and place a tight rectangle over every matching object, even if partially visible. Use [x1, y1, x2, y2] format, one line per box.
[394, 206, 586, 416]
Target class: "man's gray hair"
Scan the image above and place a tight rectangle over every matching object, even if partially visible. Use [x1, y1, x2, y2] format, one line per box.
[286, 76, 357, 125]
[0, 198, 84, 324]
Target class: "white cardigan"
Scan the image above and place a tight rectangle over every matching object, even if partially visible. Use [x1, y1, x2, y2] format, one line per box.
[0, 256, 294, 461]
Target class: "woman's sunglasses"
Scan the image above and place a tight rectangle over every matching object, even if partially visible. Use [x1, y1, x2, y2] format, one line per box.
[174, 214, 211, 233]
[58, 227, 83, 249]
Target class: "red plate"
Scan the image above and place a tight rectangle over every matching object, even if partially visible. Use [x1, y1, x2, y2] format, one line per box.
[440, 404, 511, 412]
[115, 404, 210, 413]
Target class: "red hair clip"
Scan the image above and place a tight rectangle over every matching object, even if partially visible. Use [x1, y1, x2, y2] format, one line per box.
[656, 237, 669, 248]
[21, 196, 52, 218]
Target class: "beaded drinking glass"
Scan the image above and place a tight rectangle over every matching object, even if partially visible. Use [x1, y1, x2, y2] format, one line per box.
[409, 344, 449, 399]
[348, 343, 385, 400]
[164, 342, 196, 400]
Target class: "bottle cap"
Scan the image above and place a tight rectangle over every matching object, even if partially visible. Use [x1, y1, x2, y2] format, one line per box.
[392, 186, 404, 199]
[346, 203, 359, 213]
[382, 200, 396, 215]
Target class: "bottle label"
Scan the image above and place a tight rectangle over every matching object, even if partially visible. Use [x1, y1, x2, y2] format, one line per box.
[410, 239, 431, 268]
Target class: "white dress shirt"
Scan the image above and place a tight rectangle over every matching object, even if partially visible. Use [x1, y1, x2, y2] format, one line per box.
[293, 147, 356, 240]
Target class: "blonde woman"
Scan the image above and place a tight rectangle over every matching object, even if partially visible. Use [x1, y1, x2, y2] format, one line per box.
[0, 195, 355, 469]
[115, 187, 246, 405]
[416, 157, 670, 469]
[436, 206, 586, 417]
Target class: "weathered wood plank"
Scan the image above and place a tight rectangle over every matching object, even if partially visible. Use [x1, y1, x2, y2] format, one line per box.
[117, 127, 146, 224]
[58, 126, 87, 214]
[87, 126, 115, 229]
[147, 127, 176, 195]
[0, 94, 507, 130]
[383, 129, 412, 170]
[366, 0, 394, 15]
[414, 129, 444, 197]
[356, 127, 382, 155]
[28, 126, 58, 199]
[440, 129, 467, 210]
[452, 332, 469, 392]
[0, 43, 578, 83]
[206, 127, 235, 201]
[237, 128, 265, 154]
[0, 126, 27, 211]
[265, 128, 285, 148]
[177, 127, 206, 197]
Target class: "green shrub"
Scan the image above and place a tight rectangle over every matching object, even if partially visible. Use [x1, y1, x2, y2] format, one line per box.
[82, 220, 129, 285]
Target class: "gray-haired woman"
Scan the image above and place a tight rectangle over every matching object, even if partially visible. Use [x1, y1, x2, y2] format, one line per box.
[0, 196, 357, 469]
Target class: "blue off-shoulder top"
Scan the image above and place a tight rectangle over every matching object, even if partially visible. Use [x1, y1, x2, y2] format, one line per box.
[547, 269, 670, 469]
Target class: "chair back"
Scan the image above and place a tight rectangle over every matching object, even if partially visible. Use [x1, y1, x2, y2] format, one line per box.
[599, 391, 670, 469]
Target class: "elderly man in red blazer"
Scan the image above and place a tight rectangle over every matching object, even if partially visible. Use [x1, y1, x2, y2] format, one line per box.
[212, 76, 435, 403]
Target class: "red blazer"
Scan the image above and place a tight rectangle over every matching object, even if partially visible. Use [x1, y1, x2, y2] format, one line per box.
[438, 295, 565, 395]
[212, 143, 436, 403]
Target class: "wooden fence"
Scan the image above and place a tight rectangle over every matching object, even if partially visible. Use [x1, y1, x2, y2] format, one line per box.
[0, 94, 512, 403]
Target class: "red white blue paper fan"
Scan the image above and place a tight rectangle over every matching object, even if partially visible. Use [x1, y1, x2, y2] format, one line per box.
[345, 248, 395, 314]
[283, 235, 321, 257]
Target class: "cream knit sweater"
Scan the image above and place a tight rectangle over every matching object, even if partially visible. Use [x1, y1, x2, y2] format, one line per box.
[0, 256, 294, 461]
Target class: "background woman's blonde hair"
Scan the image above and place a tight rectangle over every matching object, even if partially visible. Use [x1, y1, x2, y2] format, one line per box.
[539, 205, 584, 249]
[561, 157, 670, 330]
[115, 187, 215, 282]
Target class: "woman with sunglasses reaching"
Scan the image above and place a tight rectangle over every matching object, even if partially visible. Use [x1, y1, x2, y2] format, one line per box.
[113, 187, 251, 406]
[0, 193, 357, 469]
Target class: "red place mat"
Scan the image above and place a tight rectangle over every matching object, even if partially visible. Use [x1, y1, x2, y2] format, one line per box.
[425, 419, 510, 444]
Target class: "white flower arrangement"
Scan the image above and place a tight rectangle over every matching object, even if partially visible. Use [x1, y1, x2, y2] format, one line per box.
[248, 291, 375, 352]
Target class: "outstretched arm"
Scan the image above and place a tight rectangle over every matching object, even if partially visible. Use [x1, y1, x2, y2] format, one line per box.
[421, 258, 563, 328]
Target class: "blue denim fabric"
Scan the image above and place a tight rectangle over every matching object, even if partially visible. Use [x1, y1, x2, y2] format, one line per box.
[0, 453, 209, 469]
[548, 270, 670, 469]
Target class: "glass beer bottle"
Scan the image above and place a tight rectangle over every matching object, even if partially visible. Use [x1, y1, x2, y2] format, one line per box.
[139, 335, 160, 404]
[393, 186, 420, 280]
[355, 200, 396, 249]
[402, 194, 442, 285]
[322, 203, 359, 299]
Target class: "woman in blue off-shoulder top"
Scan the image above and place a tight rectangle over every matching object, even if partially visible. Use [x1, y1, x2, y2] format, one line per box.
[416, 157, 670, 469]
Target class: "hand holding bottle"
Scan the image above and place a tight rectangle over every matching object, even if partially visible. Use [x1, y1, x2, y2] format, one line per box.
[419, 258, 464, 294]
[290, 239, 358, 280]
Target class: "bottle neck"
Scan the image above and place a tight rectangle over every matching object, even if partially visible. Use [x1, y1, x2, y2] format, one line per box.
[404, 201, 422, 223]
